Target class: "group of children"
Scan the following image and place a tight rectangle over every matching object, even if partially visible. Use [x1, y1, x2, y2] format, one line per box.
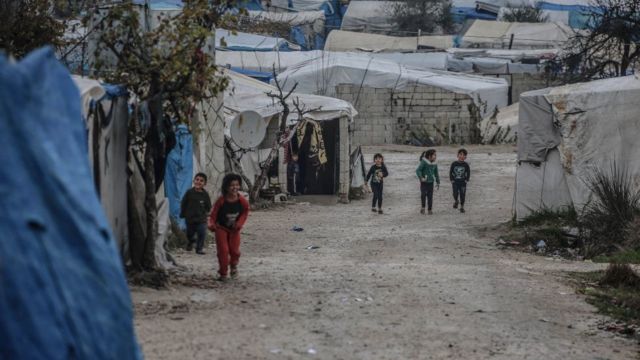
[366, 148, 471, 215]
[180, 149, 469, 281]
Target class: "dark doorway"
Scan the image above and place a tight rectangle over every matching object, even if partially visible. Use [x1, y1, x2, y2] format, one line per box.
[300, 119, 339, 195]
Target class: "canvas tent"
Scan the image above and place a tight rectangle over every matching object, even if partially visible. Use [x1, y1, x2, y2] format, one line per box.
[216, 50, 448, 74]
[515, 75, 640, 219]
[275, 52, 508, 118]
[325, 30, 455, 52]
[246, 10, 326, 50]
[223, 69, 357, 200]
[341, 1, 395, 33]
[73, 76, 130, 259]
[461, 20, 573, 49]
[478, 102, 519, 144]
[216, 29, 301, 51]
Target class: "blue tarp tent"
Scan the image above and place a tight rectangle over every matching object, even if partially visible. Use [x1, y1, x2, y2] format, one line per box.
[452, 7, 498, 23]
[0, 47, 141, 360]
[164, 124, 193, 230]
[230, 67, 273, 82]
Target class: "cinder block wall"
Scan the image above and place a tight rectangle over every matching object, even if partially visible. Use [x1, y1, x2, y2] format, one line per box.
[336, 84, 478, 146]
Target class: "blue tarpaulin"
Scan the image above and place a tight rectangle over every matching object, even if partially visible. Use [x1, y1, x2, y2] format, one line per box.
[164, 124, 194, 230]
[229, 67, 273, 82]
[0, 47, 141, 359]
[452, 7, 498, 23]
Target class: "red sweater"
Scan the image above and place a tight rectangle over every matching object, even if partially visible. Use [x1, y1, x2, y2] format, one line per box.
[208, 195, 250, 232]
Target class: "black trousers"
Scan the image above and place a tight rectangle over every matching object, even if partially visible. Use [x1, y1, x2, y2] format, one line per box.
[371, 182, 383, 209]
[420, 182, 434, 210]
[186, 222, 207, 252]
[452, 181, 467, 206]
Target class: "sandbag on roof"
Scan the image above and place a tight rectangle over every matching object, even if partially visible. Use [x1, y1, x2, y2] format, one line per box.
[274, 52, 508, 117]
[0, 47, 141, 360]
[462, 20, 573, 49]
[515, 75, 640, 218]
[325, 30, 455, 52]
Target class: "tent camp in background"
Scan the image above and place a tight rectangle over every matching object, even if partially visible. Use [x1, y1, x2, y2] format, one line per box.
[216, 29, 301, 51]
[223, 69, 357, 202]
[515, 75, 640, 220]
[267, 0, 344, 30]
[325, 30, 454, 52]
[275, 52, 508, 146]
[246, 10, 327, 49]
[216, 50, 448, 76]
[341, 1, 395, 33]
[476, 0, 597, 29]
[461, 20, 573, 49]
[478, 102, 518, 144]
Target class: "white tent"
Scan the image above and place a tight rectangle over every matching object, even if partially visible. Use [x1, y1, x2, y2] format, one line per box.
[274, 52, 508, 117]
[341, 1, 396, 33]
[461, 20, 573, 49]
[325, 30, 455, 52]
[515, 75, 640, 219]
[269, 0, 335, 11]
[478, 102, 519, 144]
[216, 50, 448, 73]
[247, 10, 325, 26]
[215, 29, 301, 51]
[447, 48, 561, 61]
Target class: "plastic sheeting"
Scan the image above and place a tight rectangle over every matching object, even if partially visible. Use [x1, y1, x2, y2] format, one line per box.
[216, 29, 301, 51]
[515, 75, 640, 218]
[223, 68, 357, 124]
[479, 102, 519, 144]
[341, 1, 395, 33]
[275, 52, 509, 117]
[217, 50, 449, 73]
[325, 30, 454, 52]
[447, 56, 543, 74]
[0, 47, 141, 359]
[462, 20, 573, 49]
[164, 124, 193, 230]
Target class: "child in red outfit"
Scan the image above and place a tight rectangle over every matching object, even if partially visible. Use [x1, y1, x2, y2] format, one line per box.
[208, 173, 250, 281]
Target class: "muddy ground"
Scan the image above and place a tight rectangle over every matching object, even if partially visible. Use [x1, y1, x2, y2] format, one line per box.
[132, 145, 638, 359]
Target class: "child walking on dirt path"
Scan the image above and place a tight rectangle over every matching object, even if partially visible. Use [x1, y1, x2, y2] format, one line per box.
[416, 149, 440, 215]
[180, 173, 212, 254]
[365, 153, 389, 214]
[450, 148, 471, 213]
[208, 173, 250, 282]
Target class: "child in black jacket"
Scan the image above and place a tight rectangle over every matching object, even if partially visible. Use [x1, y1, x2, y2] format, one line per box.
[365, 153, 389, 214]
[449, 148, 471, 213]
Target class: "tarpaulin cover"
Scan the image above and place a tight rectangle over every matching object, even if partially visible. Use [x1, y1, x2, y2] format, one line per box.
[341, 1, 395, 32]
[229, 66, 273, 82]
[479, 102, 519, 144]
[216, 29, 301, 51]
[325, 30, 454, 52]
[452, 7, 498, 23]
[0, 47, 141, 359]
[515, 75, 640, 218]
[165, 124, 194, 230]
[462, 20, 573, 49]
[275, 52, 508, 117]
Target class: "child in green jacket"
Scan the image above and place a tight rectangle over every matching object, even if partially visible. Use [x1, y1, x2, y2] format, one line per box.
[416, 149, 440, 215]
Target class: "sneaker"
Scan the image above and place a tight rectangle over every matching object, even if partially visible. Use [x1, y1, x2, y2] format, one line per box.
[230, 266, 238, 279]
[186, 243, 193, 251]
[420, 208, 425, 215]
[371, 208, 377, 213]
[378, 209, 383, 214]
[196, 250, 206, 255]
[217, 275, 229, 282]
[453, 200, 458, 209]
[460, 207, 465, 213]
[428, 210, 433, 215]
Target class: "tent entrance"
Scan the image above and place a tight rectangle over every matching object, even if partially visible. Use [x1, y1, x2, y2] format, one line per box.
[300, 118, 339, 195]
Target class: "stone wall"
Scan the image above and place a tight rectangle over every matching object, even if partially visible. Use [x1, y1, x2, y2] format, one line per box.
[335, 84, 479, 146]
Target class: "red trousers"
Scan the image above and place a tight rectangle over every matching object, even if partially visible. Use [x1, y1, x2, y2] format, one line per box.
[214, 229, 241, 276]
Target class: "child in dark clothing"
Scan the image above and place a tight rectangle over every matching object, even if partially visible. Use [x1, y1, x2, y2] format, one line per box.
[365, 153, 389, 214]
[208, 173, 250, 282]
[287, 151, 301, 195]
[450, 148, 471, 213]
[180, 173, 212, 254]
[416, 149, 440, 215]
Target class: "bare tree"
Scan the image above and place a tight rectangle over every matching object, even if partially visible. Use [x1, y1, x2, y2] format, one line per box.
[501, 3, 549, 23]
[562, 0, 640, 81]
[385, 0, 455, 35]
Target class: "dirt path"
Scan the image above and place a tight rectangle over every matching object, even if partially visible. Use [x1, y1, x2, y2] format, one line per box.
[132, 145, 638, 359]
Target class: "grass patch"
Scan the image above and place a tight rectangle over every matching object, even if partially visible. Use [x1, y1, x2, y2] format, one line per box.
[571, 264, 640, 328]
[593, 249, 640, 264]
[515, 206, 578, 228]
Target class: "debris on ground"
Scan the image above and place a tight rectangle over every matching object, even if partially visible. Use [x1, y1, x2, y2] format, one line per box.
[291, 226, 304, 232]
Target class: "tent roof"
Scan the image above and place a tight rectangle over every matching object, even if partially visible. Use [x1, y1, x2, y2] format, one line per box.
[216, 50, 449, 73]
[462, 20, 573, 49]
[341, 1, 395, 33]
[223, 69, 357, 123]
[215, 29, 301, 51]
[274, 52, 508, 117]
[325, 30, 454, 52]
[247, 10, 325, 25]
[269, 0, 335, 11]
